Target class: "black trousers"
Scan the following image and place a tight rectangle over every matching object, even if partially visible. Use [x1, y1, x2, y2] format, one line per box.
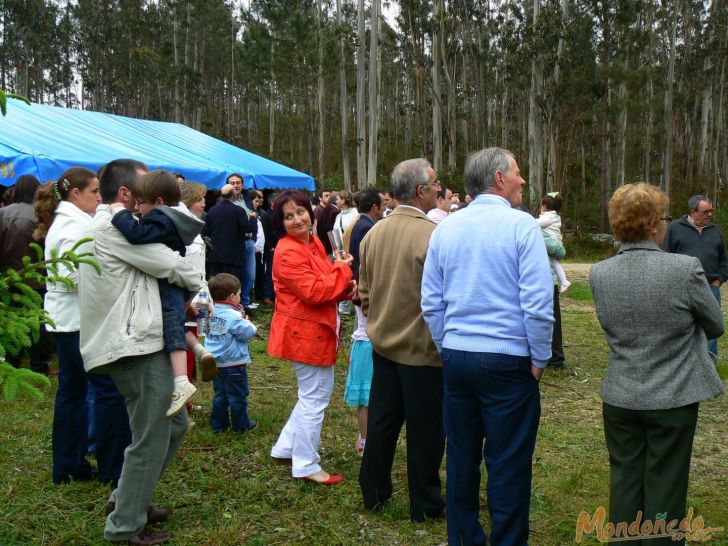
[549, 285, 564, 366]
[207, 262, 244, 287]
[359, 350, 445, 521]
[603, 402, 699, 546]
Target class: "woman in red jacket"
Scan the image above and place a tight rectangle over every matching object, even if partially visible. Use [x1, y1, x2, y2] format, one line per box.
[268, 190, 355, 485]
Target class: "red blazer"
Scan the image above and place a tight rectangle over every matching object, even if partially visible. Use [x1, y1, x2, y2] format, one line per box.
[267, 234, 353, 366]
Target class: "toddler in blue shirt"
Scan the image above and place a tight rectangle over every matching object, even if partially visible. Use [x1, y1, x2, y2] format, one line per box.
[206, 273, 258, 433]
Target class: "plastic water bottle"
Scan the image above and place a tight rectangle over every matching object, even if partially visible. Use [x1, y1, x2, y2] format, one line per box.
[196, 288, 210, 342]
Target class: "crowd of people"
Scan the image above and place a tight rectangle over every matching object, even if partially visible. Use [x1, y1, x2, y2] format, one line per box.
[0, 147, 724, 546]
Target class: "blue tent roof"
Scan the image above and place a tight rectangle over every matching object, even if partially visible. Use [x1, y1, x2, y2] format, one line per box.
[0, 99, 314, 191]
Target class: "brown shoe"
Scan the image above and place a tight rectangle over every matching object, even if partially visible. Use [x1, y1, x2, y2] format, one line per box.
[126, 528, 170, 545]
[194, 345, 218, 382]
[106, 503, 169, 524]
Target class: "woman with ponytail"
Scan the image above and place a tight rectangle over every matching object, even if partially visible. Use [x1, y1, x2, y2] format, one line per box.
[35, 167, 129, 485]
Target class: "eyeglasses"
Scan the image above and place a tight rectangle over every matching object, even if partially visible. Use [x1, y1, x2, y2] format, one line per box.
[418, 180, 441, 191]
[660, 216, 673, 223]
[135, 199, 148, 206]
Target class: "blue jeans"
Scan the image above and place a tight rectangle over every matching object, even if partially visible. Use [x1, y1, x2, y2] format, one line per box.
[53, 331, 93, 483]
[210, 366, 252, 432]
[441, 349, 541, 546]
[241, 239, 256, 307]
[709, 285, 720, 355]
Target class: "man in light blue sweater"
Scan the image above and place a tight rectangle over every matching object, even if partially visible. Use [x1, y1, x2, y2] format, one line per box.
[421, 147, 554, 546]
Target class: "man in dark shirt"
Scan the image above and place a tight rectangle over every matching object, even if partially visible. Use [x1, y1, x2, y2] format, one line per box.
[662, 194, 728, 354]
[314, 189, 340, 255]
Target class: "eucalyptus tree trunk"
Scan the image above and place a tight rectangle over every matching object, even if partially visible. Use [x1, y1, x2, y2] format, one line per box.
[431, 0, 442, 173]
[183, 1, 191, 125]
[642, 1, 655, 183]
[317, 0, 325, 180]
[440, 14, 456, 172]
[404, 72, 412, 152]
[698, 0, 718, 175]
[269, 40, 275, 157]
[336, 0, 351, 190]
[598, 0, 611, 232]
[616, 78, 628, 187]
[356, 0, 367, 188]
[662, 5, 677, 197]
[367, 0, 380, 186]
[547, 0, 568, 192]
[528, 0, 544, 207]
[712, 26, 727, 198]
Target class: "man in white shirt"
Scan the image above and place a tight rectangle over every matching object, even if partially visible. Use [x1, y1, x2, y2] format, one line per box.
[426, 187, 453, 224]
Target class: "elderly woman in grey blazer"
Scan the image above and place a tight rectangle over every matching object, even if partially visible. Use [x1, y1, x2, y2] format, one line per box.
[590, 183, 724, 542]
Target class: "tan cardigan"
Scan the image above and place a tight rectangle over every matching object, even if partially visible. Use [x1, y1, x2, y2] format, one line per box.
[359, 206, 440, 367]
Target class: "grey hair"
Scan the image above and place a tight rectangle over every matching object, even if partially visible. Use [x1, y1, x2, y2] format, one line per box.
[688, 194, 711, 212]
[464, 147, 514, 197]
[391, 158, 431, 202]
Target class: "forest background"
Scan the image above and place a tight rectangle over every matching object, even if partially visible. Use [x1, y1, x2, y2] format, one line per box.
[1, 0, 727, 233]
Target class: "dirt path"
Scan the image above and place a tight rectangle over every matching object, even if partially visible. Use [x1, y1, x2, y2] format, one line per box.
[562, 263, 593, 283]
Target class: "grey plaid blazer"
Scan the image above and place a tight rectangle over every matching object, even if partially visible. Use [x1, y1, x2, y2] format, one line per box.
[590, 241, 725, 410]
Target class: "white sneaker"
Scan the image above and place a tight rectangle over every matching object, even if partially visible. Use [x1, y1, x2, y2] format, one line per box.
[166, 382, 198, 418]
[248, 302, 259, 309]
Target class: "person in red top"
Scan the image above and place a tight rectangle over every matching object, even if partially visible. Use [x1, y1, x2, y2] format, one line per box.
[267, 190, 355, 485]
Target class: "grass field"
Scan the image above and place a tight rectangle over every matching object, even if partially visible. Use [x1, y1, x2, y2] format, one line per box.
[1, 264, 727, 545]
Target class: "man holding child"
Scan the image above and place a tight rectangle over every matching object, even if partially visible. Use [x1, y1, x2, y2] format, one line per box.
[79, 159, 203, 545]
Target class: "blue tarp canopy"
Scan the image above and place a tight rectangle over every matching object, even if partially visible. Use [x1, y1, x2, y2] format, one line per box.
[0, 98, 314, 191]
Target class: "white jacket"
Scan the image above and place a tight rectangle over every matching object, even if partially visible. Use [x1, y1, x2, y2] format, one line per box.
[79, 205, 203, 372]
[44, 201, 94, 332]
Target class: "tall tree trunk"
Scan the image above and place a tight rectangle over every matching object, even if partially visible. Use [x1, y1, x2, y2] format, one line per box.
[599, 1, 611, 233]
[367, 0, 380, 186]
[528, 0, 544, 207]
[662, 4, 677, 197]
[431, 0, 442, 173]
[317, 0, 325, 180]
[643, 1, 655, 183]
[441, 14, 456, 172]
[355, 0, 367, 188]
[269, 40, 275, 157]
[616, 79, 628, 187]
[698, 0, 718, 176]
[336, 0, 351, 190]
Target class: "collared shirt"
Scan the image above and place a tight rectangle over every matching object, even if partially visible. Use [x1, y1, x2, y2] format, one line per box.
[687, 215, 706, 234]
[426, 207, 449, 224]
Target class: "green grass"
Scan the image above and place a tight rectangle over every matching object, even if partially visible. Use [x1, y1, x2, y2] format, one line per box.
[1, 269, 727, 545]
[562, 281, 593, 302]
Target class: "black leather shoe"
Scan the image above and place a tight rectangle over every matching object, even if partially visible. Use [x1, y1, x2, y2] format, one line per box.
[106, 503, 169, 524]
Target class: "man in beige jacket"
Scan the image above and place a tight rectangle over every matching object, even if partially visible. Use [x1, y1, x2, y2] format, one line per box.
[80, 159, 203, 546]
[357, 158, 445, 522]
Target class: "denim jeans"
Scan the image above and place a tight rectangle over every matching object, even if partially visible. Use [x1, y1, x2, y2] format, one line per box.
[210, 366, 252, 432]
[441, 348, 541, 546]
[709, 285, 720, 355]
[52, 331, 92, 483]
[241, 239, 256, 307]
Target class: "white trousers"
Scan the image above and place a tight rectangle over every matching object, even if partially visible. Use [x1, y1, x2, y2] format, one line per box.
[271, 362, 334, 477]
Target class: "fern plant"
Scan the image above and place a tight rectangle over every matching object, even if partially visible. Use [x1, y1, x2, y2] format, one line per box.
[0, 239, 100, 400]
